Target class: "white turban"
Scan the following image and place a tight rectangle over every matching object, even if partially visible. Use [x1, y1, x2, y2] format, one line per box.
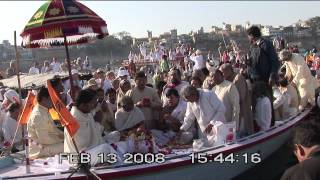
[2, 89, 20, 110]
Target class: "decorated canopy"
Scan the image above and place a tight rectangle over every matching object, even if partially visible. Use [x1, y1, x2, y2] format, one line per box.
[20, 0, 109, 48]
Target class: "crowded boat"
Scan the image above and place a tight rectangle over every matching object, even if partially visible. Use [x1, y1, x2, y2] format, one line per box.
[0, 26, 320, 178]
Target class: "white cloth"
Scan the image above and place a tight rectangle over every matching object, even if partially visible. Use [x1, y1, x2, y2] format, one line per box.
[114, 107, 145, 131]
[190, 55, 206, 70]
[41, 66, 50, 74]
[284, 53, 319, 108]
[50, 62, 61, 73]
[96, 79, 113, 93]
[28, 67, 40, 75]
[64, 107, 105, 153]
[273, 88, 297, 119]
[180, 90, 225, 146]
[212, 80, 240, 123]
[2, 114, 22, 144]
[254, 97, 272, 131]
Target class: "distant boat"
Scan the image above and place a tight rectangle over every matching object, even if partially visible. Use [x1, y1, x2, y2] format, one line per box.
[0, 109, 311, 180]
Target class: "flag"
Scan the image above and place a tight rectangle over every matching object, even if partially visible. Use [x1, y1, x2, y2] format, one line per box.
[47, 80, 79, 137]
[19, 91, 36, 125]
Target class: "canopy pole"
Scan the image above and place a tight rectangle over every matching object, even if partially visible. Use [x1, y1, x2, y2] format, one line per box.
[63, 34, 75, 102]
[14, 30, 25, 150]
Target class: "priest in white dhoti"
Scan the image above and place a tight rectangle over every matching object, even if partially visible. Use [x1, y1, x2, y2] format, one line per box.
[28, 87, 64, 159]
[180, 86, 226, 147]
[64, 89, 119, 166]
[279, 50, 320, 110]
[212, 70, 240, 124]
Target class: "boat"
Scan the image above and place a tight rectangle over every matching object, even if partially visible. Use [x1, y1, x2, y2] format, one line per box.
[0, 108, 311, 180]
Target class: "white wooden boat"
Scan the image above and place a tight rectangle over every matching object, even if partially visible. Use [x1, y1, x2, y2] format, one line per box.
[0, 109, 311, 180]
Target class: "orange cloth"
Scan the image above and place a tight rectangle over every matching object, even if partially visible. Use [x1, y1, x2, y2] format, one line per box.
[19, 91, 36, 124]
[47, 80, 79, 137]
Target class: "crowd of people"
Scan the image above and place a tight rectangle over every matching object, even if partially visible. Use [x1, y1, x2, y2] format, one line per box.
[0, 26, 319, 172]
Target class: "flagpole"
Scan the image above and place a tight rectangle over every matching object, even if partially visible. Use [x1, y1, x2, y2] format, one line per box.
[63, 34, 75, 102]
[14, 30, 25, 151]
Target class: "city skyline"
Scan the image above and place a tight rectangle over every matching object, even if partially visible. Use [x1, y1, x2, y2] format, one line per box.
[1, 1, 320, 44]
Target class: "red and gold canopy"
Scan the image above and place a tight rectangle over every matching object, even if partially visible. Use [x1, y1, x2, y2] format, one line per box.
[21, 0, 109, 48]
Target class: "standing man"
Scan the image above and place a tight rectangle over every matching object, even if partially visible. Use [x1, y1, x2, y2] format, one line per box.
[247, 26, 280, 126]
[220, 63, 254, 136]
[212, 70, 240, 125]
[126, 71, 162, 130]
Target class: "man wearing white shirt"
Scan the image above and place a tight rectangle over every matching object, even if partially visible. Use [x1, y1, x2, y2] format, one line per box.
[180, 85, 226, 146]
[28, 62, 40, 75]
[95, 69, 113, 93]
[190, 50, 206, 71]
[2, 103, 22, 152]
[50, 57, 61, 73]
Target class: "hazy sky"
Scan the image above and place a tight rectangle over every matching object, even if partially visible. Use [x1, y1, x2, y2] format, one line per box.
[1, 1, 320, 44]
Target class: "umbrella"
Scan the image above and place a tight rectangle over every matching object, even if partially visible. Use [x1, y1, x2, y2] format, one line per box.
[20, 0, 109, 98]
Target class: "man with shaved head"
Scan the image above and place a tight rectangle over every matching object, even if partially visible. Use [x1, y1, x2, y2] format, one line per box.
[220, 63, 254, 136]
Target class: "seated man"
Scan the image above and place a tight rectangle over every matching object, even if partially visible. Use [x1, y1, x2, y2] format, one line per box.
[161, 68, 189, 105]
[106, 88, 117, 113]
[27, 87, 64, 159]
[95, 88, 115, 132]
[2, 103, 22, 152]
[64, 89, 119, 165]
[115, 96, 158, 153]
[273, 78, 298, 120]
[180, 86, 226, 147]
[253, 82, 272, 131]
[115, 96, 145, 134]
[159, 88, 195, 145]
[281, 120, 320, 180]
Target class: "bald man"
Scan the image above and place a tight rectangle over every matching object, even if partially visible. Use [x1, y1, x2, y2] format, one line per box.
[220, 63, 254, 136]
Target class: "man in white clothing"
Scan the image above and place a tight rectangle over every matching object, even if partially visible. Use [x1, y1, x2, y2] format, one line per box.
[279, 50, 319, 110]
[50, 57, 62, 73]
[189, 50, 206, 71]
[180, 86, 226, 146]
[28, 62, 40, 75]
[2, 103, 22, 152]
[64, 89, 119, 166]
[212, 70, 240, 124]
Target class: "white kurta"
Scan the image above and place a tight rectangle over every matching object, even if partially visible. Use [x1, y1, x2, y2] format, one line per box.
[190, 55, 206, 70]
[212, 80, 240, 123]
[126, 86, 162, 130]
[284, 53, 319, 109]
[2, 114, 22, 144]
[254, 97, 272, 131]
[28, 67, 40, 75]
[115, 106, 145, 131]
[180, 90, 226, 145]
[50, 62, 61, 73]
[64, 107, 105, 153]
[161, 81, 189, 105]
[273, 88, 296, 119]
[27, 104, 64, 159]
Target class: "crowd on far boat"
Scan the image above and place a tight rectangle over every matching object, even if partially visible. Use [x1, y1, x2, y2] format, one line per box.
[0, 26, 319, 169]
